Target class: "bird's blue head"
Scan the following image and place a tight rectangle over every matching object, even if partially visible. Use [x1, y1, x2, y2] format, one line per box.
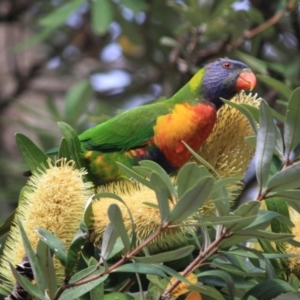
[202, 58, 257, 110]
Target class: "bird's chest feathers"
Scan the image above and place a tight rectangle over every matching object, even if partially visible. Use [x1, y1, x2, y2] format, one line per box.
[153, 103, 216, 167]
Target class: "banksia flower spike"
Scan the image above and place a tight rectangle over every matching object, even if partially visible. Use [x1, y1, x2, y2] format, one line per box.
[0, 158, 94, 290]
[196, 91, 261, 214]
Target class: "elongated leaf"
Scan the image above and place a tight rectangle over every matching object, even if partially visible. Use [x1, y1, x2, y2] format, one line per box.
[134, 245, 194, 263]
[108, 204, 131, 251]
[255, 100, 276, 190]
[229, 201, 260, 232]
[114, 263, 167, 278]
[58, 122, 84, 169]
[284, 88, 300, 155]
[267, 161, 300, 192]
[149, 172, 171, 224]
[39, 0, 85, 28]
[58, 137, 71, 160]
[140, 160, 176, 197]
[59, 267, 108, 300]
[36, 228, 67, 265]
[234, 51, 268, 74]
[65, 229, 87, 279]
[64, 79, 93, 124]
[10, 263, 44, 300]
[257, 75, 292, 100]
[18, 220, 46, 293]
[88, 257, 104, 300]
[104, 293, 135, 299]
[176, 163, 210, 198]
[116, 162, 151, 188]
[212, 177, 241, 194]
[197, 270, 234, 300]
[168, 176, 214, 224]
[276, 292, 300, 300]
[0, 209, 15, 238]
[15, 133, 49, 173]
[46, 247, 58, 299]
[101, 223, 119, 260]
[233, 229, 293, 242]
[91, 0, 114, 35]
[189, 284, 226, 300]
[241, 278, 295, 300]
[222, 99, 258, 134]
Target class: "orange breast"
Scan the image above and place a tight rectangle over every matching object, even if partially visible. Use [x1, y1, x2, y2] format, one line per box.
[153, 103, 216, 167]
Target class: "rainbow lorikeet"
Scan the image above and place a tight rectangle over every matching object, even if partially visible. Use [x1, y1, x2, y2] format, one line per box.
[48, 58, 256, 185]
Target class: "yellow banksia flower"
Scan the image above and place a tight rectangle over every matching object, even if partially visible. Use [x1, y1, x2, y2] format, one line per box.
[196, 91, 261, 214]
[167, 272, 198, 297]
[284, 208, 300, 276]
[0, 159, 94, 290]
[91, 183, 193, 253]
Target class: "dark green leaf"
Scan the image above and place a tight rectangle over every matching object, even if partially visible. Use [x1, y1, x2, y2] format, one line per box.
[149, 172, 171, 224]
[241, 279, 295, 300]
[108, 204, 131, 251]
[36, 228, 67, 266]
[235, 51, 268, 74]
[168, 176, 214, 224]
[15, 133, 49, 173]
[114, 263, 167, 278]
[288, 274, 299, 291]
[58, 138, 71, 160]
[46, 247, 58, 299]
[65, 229, 87, 279]
[91, 0, 114, 35]
[255, 100, 276, 190]
[103, 292, 135, 299]
[0, 209, 15, 238]
[134, 245, 194, 263]
[233, 229, 293, 242]
[18, 220, 46, 293]
[88, 258, 104, 300]
[120, 0, 149, 13]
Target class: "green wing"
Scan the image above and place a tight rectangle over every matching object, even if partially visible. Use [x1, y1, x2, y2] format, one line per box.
[79, 101, 172, 152]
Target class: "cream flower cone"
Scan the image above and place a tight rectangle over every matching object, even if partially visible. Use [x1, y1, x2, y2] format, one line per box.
[0, 159, 94, 290]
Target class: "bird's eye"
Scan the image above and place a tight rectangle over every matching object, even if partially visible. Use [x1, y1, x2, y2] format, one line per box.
[222, 62, 232, 69]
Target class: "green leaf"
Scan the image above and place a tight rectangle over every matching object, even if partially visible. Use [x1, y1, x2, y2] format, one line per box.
[133, 245, 194, 263]
[117, 162, 152, 188]
[108, 204, 131, 251]
[276, 292, 300, 300]
[114, 263, 167, 278]
[241, 279, 295, 300]
[65, 229, 87, 279]
[58, 122, 84, 170]
[64, 79, 93, 124]
[36, 228, 67, 266]
[120, 0, 149, 13]
[212, 177, 241, 194]
[91, 0, 114, 35]
[257, 74, 292, 100]
[267, 161, 300, 192]
[197, 270, 234, 300]
[234, 51, 268, 74]
[58, 137, 71, 160]
[168, 176, 214, 224]
[288, 273, 299, 290]
[88, 258, 104, 300]
[84, 195, 94, 228]
[18, 220, 46, 293]
[189, 284, 226, 300]
[101, 223, 119, 260]
[140, 160, 176, 197]
[9, 263, 45, 300]
[59, 266, 108, 300]
[229, 201, 260, 232]
[104, 292, 135, 299]
[222, 99, 258, 134]
[15, 133, 49, 173]
[255, 100, 276, 190]
[35, 240, 58, 298]
[233, 229, 293, 242]
[39, 0, 85, 29]
[176, 162, 210, 198]
[149, 172, 171, 224]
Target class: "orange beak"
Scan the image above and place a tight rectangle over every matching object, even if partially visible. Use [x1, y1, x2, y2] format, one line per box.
[235, 69, 257, 91]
